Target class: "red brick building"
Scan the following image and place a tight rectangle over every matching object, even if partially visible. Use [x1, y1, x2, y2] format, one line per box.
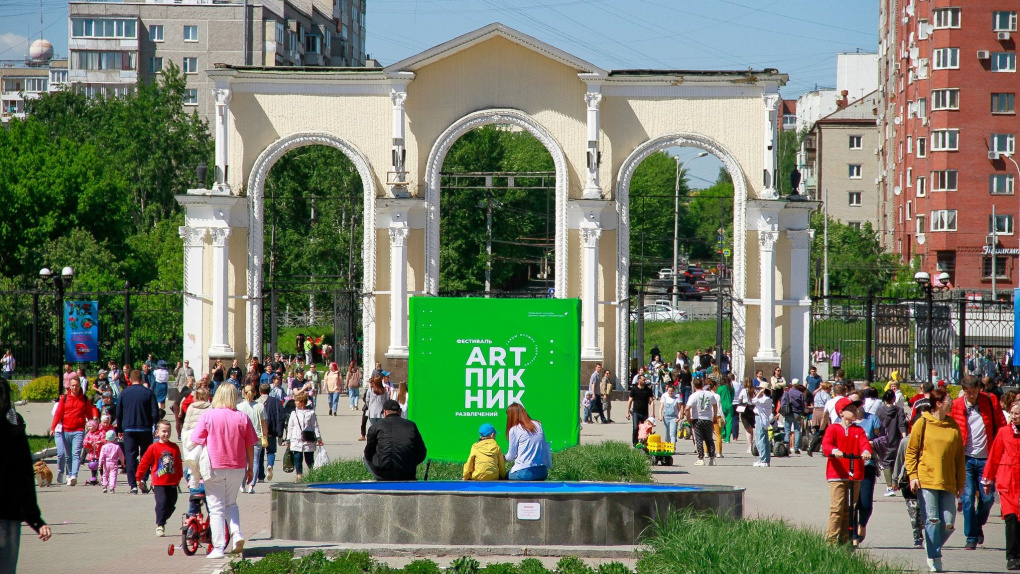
[880, 1, 1020, 293]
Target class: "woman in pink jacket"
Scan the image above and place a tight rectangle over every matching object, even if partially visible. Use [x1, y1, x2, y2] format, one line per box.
[982, 399, 1020, 571]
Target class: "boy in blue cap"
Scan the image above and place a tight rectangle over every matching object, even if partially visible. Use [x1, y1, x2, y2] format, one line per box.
[463, 423, 508, 481]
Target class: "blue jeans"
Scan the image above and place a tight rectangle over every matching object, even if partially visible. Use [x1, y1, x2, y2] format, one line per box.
[61, 430, 84, 479]
[54, 431, 65, 477]
[680, 387, 691, 404]
[920, 488, 957, 560]
[962, 456, 994, 543]
[663, 418, 678, 444]
[508, 465, 548, 481]
[248, 443, 264, 489]
[783, 414, 802, 451]
[754, 419, 771, 464]
[583, 404, 592, 422]
[349, 390, 360, 409]
[328, 392, 340, 413]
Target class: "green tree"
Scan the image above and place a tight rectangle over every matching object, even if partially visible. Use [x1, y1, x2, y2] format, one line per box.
[811, 214, 904, 296]
[629, 151, 687, 280]
[777, 129, 801, 196]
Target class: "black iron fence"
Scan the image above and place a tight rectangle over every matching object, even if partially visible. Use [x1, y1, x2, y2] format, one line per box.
[0, 286, 183, 379]
[811, 295, 1014, 383]
[263, 285, 362, 367]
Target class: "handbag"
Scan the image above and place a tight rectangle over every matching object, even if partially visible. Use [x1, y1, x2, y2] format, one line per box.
[283, 450, 295, 473]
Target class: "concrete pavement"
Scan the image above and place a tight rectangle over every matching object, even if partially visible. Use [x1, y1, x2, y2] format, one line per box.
[16, 398, 1009, 574]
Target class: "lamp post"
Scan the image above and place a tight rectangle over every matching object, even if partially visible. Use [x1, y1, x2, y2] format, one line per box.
[1002, 153, 1020, 286]
[39, 266, 73, 394]
[673, 152, 709, 308]
[914, 270, 950, 384]
[477, 194, 500, 295]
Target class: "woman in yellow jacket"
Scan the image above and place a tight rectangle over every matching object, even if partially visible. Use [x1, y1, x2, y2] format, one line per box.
[904, 389, 965, 573]
[463, 423, 508, 481]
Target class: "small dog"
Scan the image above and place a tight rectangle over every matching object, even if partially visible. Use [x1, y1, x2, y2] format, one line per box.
[34, 460, 53, 487]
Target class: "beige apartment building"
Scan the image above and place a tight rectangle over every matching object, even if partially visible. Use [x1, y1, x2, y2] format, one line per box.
[67, 0, 366, 123]
[806, 91, 883, 231]
[0, 39, 69, 124]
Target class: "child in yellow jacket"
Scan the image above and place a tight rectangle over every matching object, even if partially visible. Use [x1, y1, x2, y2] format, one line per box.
[463, 423, 508, 480]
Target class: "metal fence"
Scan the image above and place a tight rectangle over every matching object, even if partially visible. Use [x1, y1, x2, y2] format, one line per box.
[0, 287, 183, 379]
[811, 295, 1015, 383]
[263, 286, 362, 367]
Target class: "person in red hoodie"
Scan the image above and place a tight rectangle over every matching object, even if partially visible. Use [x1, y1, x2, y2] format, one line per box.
[48, 377, 98, 486]
[951, 375, 1007, 549]
[136, 420, 184, 537]
[983, 399, 1020, 571]
[822, 396, 873, 545]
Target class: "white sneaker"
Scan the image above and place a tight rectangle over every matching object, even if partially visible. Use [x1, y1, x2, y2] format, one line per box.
[927, 558, 942, 572]
[156, 525, 164, 537]
[68, 477, 76, 486]
[752, 461, 763, 467]
[207, 549, 226, 560]
[694, 459, 705, 466]
[746, 447, 752, 454]
[229, 535, 245, 554]
[883, 488, 897, 497]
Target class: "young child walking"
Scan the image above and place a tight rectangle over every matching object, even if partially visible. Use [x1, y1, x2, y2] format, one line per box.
[136, 420, 184, 537]
[82, 419, 104, 485]
[462, 423, 508, 480]
[98, 429, 124, 493]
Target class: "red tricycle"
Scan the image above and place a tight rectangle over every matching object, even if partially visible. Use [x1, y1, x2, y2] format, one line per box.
[167, 492, 229, 556]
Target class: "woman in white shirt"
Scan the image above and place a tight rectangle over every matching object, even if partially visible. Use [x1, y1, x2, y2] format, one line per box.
[658, 385, 682, 444]
[751, 385, 774, 467]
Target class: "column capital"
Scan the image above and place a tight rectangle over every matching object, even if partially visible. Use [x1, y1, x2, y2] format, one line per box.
[179, 226, 208, 247]
[388, 226, 409, 247]
[758, 229, 778, 251]
[213, 88, 232, 107]
[787, 229, 815, 250]
[584, 91, 603, 110]
[209, 227, 231, 246]
[581, 225, 603, 248]
[390, 89, 407, 108]
[762, 93, 780, 111]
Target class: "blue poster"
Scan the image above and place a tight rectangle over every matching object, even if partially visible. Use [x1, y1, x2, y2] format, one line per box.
[64, 300, 99, 362]
[1015, 289, 1020, 366]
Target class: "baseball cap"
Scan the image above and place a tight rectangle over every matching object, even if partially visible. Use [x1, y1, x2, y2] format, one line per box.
[382, 399, 401, 412]
[381, 370, 391, 377]
[835, 397, 862, 414]
[479, 423, 497, 436]
[790, 378, 800, 386]
[647, 417, 656, 424]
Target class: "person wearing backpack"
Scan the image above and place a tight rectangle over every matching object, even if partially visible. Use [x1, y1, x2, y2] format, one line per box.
[780, 380, 805, 455]
[951, 375, 1007, 550]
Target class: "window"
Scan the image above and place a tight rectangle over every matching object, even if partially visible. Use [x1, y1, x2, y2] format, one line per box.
[906, 200, 913, 220]
[933, 170, 959, 191]
[917, 97, 928, 119]
[183, 57, 198, 74]
[915, 214, 925, 234]
[848, 191, 862, 206]
[71, 18, 137, 39]
[983, 257, 1008, 279]
[849, 135, 863, 149]
[184, 25, 198, 42]
[907, 167, 913, 186]
[932, 89, 960, 110]
[991, 133, 1016, 154]
[931, 210, 958, 232]
[917, 176, 927, 197]
[148, 57, 163, 74]
[994, 11, 1018, 32]
[917, 137, 927, 158]
[907, 136, 914, 154]
[992, 93, 1016, 114]
[24, 78, 46, 92]
[933, 8, 961, 29]
[149, 24, 163, 42]
[932, 129, 959, 151]
[933, 48, 960, 69]
[992, 52, 1017, 72]
[990, 214, 1015, 235]
[275, 22, 284, 44]
[991, 174, 1015, 194]
[50, 70, 66, 84]
[306, 34, 321, 54]
[184, 89, 198, 105]
[848, 164, 862, 179]
[75, 51, 135, 71]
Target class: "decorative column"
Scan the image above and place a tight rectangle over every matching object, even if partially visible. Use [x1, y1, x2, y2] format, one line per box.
[755, 228, 781, 362]
[212, 88, 232, 193]
[761, 92, 780, 199]
[179, 226, 207, 369]
[389, 86, 408, 195]
[208, 227, 234, 358]
[387, 222, 410, 357]
[583, 88, 603, 199]
[787, 229, 815, 381]
[580, 224, 603, 359]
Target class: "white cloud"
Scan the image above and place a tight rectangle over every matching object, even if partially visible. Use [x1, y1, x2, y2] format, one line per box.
[0, 33, 30, 57]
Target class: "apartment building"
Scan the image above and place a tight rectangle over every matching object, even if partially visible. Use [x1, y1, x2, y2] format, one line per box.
[67, 0, 366, 122]
[880, 1, 1020, 290]
[0, 40, 69, 124]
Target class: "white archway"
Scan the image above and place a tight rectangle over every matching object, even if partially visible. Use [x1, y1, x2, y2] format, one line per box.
[245, 132, 378, 363]
[423, 109, 569, 297]
[615, 133, 750, 380]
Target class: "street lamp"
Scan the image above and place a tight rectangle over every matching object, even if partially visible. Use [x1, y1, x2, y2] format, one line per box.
[1002, 153, 1020, 286]
[40, 266, 73, 393]
[914, 270, 950, 384]
[672, 151, 709, 308]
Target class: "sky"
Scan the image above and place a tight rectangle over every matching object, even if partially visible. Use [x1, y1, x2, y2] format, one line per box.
[0, 0, 878, 186]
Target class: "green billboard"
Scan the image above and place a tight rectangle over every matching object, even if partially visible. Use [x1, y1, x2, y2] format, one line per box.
[408, 297, 581, 462]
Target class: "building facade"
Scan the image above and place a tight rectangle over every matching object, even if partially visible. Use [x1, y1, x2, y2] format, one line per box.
[67, 0, 366, 123]
[0, 39, 68, 124]
[880, 1, 1020, 291]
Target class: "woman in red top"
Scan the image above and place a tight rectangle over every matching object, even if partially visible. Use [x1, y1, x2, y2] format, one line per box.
[48, 378, 98, 486]
[982, 399, 1020, 571]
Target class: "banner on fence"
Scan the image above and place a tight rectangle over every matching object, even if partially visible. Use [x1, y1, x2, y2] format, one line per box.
[1015, 289, 1020, 366]
[408, 297, 581, 462]
[64, 300, 99, 362]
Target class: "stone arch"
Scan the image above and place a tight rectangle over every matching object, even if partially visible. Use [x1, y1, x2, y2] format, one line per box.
[423, 108, 569, 297]
[614, 133, 750, 380]
[245, 131, 378, 363]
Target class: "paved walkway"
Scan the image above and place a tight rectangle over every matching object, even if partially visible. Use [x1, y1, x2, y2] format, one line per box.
[16, 399, 1009, 574]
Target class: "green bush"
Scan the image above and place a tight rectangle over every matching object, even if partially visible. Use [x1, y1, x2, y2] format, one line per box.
[517, 558, 551, 574]
[403, 560, 441, 574]
[22, 376, 59, 402]
[480, 563, 522, 574]
[449, 557, 481, 574]
[554, 557, 593, 574]
[304, 441, 651, 484]
[9, 381, 21, 403]
[596, 564, 631, 574]
[637, 509, 903, 574]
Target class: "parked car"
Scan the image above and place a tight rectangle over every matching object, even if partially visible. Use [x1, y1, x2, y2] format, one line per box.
[630, 304, 686, 323]
[657, 268, 676, 280]
[675, 284, 703, 301]
[694, 281, 712, 293]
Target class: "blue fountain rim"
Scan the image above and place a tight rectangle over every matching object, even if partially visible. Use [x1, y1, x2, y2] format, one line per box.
[304, 481, 727, 494]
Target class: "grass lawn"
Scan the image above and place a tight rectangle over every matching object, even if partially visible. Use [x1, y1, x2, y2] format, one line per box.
[635, 319, 731, 357]
[28, 435, 53, 455]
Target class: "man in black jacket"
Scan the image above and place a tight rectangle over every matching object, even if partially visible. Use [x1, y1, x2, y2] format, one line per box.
[115, 369, 158, 494]
[364, 400, 427, 480]
[259, 383, 285, 481]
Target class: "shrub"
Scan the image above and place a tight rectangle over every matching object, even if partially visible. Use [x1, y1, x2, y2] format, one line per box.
[449, 557, 481, 574]
[481, 563, 522, 574]
[554, 557, 593, 574]
[22, 376, 59, 402]
[517, 558, 552, 574]
[9, 381, 21, 403]
[403, 560, 442, 574]
[596, 563, 632, 574]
